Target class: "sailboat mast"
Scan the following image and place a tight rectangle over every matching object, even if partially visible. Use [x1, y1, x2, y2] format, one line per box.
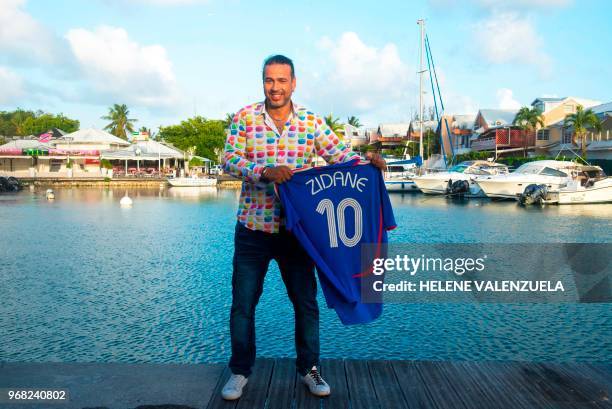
[417, 19, 425, 160]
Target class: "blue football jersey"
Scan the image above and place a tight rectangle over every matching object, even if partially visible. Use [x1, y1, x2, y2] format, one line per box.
[277, 159, 396, 325]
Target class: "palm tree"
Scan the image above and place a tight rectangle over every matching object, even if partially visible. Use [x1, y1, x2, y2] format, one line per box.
[324, 114, 345, 139]
[101, 104, 137, 140]
[513, 106, 544, 156]
[347, 116, 361, 128]
[224, 113, 235, 127]
[564, 105, 602, 160]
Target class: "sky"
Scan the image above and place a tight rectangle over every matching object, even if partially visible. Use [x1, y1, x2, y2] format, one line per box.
[1, 0, 611, 131]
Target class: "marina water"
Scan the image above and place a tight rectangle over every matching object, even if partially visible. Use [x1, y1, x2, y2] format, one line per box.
[1, 187, 610, 364]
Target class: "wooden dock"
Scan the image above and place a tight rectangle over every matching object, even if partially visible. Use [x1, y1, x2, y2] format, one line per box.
[1, 358, 609, 408]
[206, 358, 611, 409]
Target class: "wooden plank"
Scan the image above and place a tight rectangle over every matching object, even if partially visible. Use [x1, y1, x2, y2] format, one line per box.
[557, 363, 612, 409]
[451, 361, 531, 409]
[267, 358, 297, 409]
[391, 360, 436, 409]
[345, 359, 380, 409]
[206, 365, 238, 409]
[368, 360, 409, 409]
[480, 361, 555, 409]
[432, 361, 503, 409]
[321, 359, 349, 409]
[413, 361, 469, 409]
[583, 364, 612, 390]
[235, 358, 274, 409]
[535, 363, 610, 409]
[511, 362, 595, 407]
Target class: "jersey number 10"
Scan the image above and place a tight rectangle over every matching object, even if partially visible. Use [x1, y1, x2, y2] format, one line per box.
[316, 198, 363, 248]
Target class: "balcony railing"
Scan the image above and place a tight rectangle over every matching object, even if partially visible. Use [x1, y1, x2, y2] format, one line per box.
[471, 129, 535, 151]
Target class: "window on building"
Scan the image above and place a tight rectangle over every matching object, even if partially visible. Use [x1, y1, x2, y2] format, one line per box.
[562, 128, 573, 144]
[563, 104, 574, 113]
[537, 129, 550, 141]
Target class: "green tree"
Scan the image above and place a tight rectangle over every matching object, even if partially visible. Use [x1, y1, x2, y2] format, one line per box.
[513, 106, 544, 157]
[564, 105, 602, 160]
[324, 114, 344, 139]
[101, 104, 137, 140]
[158, 116, 225, 162]
[347, 116, 361, 128]
[0, 109, 79, 136]
[513, 106, 544, 132]
[224, 113, 235, 128]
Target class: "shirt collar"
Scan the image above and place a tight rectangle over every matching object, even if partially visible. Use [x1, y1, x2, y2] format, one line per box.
[258, 100, 300, 121]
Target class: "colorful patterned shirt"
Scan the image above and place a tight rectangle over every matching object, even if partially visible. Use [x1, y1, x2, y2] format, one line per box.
[223, 101, 360, 233]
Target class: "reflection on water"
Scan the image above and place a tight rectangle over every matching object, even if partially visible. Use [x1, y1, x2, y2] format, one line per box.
[166, 187, 220, 200]
[0, 187, 610, 364]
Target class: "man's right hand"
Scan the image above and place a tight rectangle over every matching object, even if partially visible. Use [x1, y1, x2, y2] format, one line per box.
[262, 166, 293, 183]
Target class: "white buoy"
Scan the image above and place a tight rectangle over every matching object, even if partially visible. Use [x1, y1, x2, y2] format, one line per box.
[120, 191, 133, 207]
[46, 188, 55, 200]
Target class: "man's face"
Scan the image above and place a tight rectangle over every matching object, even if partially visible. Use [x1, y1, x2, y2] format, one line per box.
[263, 63, 296, 109]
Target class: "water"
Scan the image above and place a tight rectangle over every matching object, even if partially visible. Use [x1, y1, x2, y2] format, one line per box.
[1, 187, 610, 364]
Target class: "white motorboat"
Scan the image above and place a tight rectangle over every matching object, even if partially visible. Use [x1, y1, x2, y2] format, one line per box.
[520, 166, 612, 205]
[167, 175, 217, 187]
[412, 160, 509, 196]
[475, 160, 581, 200]
[384, 161, 420, 192]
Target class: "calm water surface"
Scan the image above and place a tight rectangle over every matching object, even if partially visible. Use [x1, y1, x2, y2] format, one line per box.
[1, 187, 610, 364]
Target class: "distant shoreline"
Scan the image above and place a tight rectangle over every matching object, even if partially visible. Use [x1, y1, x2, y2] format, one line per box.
[14, 177, 242, 189]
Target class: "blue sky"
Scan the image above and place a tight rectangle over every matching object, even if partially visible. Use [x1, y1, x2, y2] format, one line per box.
[1, 0, 610, 131]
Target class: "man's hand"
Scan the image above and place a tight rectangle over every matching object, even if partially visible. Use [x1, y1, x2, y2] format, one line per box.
[262, 166, 293, 183]
[365, 152, 386, 171]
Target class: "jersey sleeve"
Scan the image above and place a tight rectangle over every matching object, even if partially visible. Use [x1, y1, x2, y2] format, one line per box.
[377, 168, 397, 230]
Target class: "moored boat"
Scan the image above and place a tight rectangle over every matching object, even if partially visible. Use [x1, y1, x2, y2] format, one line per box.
[475, 160, 588, 200]
[167, 175, 217, 187]
[412, 160, 508, 196]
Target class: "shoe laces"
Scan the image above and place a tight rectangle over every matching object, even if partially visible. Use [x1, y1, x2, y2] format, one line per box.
[308, 367, 325, 386]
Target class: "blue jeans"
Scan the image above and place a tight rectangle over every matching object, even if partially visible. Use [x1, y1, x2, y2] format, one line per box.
[229, 221, 320, 377]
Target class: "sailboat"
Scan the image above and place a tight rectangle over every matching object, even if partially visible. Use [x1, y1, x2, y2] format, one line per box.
[385, 19, 452, 192]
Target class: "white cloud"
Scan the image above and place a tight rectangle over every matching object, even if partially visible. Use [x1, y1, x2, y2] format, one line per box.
[496, 88, 521, 109]
[125, 0, 209, 4]
[306, 32, 414, 119]
[472, 11, 551, 75]
[475, 0, 571, 9]
[0, 66, 24, 104]
[65, 26, 180, 108]
[0, 0, 61, 63]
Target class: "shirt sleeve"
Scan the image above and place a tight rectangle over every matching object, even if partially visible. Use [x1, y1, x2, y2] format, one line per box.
[378, 168, 397, 230]
[313, 115, 360, 165]
[222, 111, 267, 184]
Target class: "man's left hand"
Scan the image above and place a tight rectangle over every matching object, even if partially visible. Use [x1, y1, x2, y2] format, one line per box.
[365, 152, 386, 171]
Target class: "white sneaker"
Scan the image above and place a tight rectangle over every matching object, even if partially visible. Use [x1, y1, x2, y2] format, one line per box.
[302, 366, 331, 397]
[221, 373, 248, 400]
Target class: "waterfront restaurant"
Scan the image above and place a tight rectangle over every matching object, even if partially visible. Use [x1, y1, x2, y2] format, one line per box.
[0, 128, 131, 177]
[0, 138, 52, 176]
[0, 128, 190, 178]
[100, 137, 188, 177]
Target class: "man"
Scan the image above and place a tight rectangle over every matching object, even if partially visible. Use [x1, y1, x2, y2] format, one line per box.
[221, 54, 385, 400]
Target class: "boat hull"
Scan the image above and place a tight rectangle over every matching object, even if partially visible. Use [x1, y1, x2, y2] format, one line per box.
[546, 178, 612, 204]
[413, 173, 485, 196]
[167, 177, 217, 187]
[385, 179, 419, 192]
[476, 178, 566, 200]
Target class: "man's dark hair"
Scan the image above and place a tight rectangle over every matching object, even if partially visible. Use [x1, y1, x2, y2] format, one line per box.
[262, 55, 295, 80]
